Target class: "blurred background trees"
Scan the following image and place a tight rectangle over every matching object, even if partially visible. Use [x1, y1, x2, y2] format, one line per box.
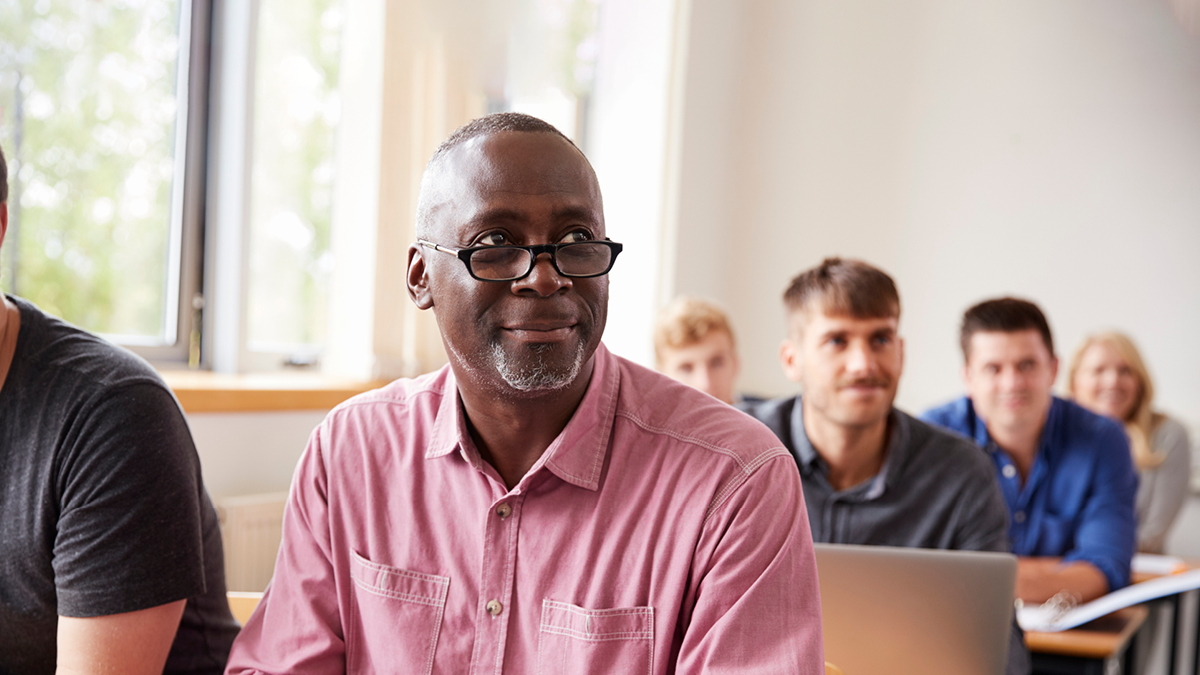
[0, 0, 181, 338]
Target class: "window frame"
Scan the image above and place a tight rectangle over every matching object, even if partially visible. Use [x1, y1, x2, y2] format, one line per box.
[124, 0, 209, 366]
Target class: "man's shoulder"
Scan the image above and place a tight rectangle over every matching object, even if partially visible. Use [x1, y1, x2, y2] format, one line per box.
[1053, 397, 1126, 445]
[326, 366, 453, 421]
[900, 409, 995, 477]
[919, 396, 973, 429]
[10, 296, 169, 396]
[737, 394, 797, 424]
[611, 356, 790, 473]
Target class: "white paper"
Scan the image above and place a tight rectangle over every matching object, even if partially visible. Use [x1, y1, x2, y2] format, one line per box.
[1018, 569, 1200, 632]
[1131, 553, 1187, 576]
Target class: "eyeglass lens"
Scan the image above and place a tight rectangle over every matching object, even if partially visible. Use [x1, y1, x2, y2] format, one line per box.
[469, 243, 614, 280]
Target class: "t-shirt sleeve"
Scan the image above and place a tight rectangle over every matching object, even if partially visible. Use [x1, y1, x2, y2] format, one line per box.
[1061, 423, 1138, 592]
[52, 382, 207, 617]
[675, 453, 824, 675]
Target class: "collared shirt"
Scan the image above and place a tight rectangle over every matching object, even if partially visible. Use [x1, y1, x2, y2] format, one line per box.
[226, 344, 823, 675]
[741, 396, 1009, 552]
[742, 396, 1030, 675]
[921, 396, 1137, 591]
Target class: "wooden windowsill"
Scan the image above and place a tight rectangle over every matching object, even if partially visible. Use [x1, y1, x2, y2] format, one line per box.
[159, 370, 387, 413]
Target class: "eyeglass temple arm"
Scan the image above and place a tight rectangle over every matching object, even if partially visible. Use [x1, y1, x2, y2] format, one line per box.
[417, 240, 459, 255]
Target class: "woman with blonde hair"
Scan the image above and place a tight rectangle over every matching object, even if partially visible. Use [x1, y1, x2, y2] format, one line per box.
[1068, 332, 1192, 553]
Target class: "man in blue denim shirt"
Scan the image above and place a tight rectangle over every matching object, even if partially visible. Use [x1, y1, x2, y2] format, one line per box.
[923, 298, 1137, 603]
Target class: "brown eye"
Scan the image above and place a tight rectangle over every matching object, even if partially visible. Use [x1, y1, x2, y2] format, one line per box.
[478, 232, 509, 246]
[560, 230, 590, 244]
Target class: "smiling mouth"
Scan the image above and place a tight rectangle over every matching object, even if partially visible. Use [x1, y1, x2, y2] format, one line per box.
[501, 324, 577, 342]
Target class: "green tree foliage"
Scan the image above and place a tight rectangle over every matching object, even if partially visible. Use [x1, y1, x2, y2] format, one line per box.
[0, 0, 181, 338]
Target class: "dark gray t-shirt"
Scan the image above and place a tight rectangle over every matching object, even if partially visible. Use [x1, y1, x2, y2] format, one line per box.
[0, 296, 239, 675]
[742, 396, 1009, 550]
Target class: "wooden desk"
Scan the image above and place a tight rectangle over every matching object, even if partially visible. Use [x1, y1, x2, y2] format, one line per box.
[1026, 605, 1148, 675]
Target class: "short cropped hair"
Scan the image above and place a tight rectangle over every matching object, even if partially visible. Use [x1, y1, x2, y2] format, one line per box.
[416, 112, 583, 238]
[654, 297, 736, 365]
[782, 258, 900, 332]
[1, 143, 8, 204]
[429, 112, 578, 166]
[960, 297, 1054, 360]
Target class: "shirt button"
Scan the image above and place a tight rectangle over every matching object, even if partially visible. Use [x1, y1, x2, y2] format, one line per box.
[1014, 511, 1026, 523]
[486, 600, 503, 616]
[1002, 465, 1017, 479]
[495, 503, 512, 519]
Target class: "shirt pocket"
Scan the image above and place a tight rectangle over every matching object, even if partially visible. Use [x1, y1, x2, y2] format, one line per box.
[347, 550, 450, 675]
[536, 599, 654, 675]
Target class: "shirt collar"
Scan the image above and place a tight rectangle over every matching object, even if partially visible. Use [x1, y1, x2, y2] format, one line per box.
[789, 396, 907, 499]
[966, 395, 1065, 462]
[424, 343, 619, 493]
[962, 397, 993, 448]
[1036, 396, 1066, 461]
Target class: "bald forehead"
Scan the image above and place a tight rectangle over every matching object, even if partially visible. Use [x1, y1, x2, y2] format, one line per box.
[417, 131, 601, 240]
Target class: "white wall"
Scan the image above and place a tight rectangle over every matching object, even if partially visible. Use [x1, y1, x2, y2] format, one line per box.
[667, 0, 1200, 431]
[188, 411, 325, 499]
[588, 0, 680, 366]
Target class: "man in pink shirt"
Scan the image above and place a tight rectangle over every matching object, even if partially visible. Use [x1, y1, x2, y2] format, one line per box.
[226, 112, 823, 675]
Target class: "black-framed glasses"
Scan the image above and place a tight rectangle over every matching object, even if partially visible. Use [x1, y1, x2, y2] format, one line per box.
[417, 239, 623, 282]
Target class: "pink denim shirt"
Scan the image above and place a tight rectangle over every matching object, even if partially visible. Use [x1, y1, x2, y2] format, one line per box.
[226, 344, 823, 675]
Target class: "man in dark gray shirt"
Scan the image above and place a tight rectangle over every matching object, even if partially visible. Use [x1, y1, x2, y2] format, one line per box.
[0, 145, 238, 673]
[740, 257, 1027, 673]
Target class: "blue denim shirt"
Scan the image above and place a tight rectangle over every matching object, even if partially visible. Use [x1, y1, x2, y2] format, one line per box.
[921, 396, 1137, 592]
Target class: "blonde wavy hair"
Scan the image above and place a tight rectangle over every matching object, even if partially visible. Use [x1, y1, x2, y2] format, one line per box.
[1067, 332, 1164, 469]
[653, 297, 736, 366]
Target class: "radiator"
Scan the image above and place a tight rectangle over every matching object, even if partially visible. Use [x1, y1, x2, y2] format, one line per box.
[216, 492, 288, 592]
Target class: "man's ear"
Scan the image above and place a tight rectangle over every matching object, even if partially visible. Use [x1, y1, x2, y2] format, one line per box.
[406, 245, 434, 310]
[779, 338, 804, 383]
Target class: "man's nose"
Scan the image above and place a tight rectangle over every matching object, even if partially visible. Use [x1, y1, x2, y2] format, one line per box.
[845, 343, 876, 374]
[1000, 368, 1025, 390]
[513, 253, 571, 296]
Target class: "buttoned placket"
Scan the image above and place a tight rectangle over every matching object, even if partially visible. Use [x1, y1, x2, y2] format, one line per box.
[991, 442, 1048, 552]
[830, 497, 852, 544]
[468, 488, 526, 675]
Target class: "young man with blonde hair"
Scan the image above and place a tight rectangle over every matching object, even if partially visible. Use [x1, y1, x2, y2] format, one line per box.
[653, 296, 741, 404]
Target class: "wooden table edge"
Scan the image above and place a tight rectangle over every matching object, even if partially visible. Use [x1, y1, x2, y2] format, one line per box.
[1024, 605, 1149, 659]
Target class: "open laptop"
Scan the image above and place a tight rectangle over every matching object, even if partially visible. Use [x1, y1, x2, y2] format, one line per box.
[814, 543, 1017, 675]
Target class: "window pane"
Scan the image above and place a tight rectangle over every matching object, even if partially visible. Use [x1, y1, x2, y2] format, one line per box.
[0, 0, 184, 341]
[506, 0, 601, 144]
[245, 0, 344, 354]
